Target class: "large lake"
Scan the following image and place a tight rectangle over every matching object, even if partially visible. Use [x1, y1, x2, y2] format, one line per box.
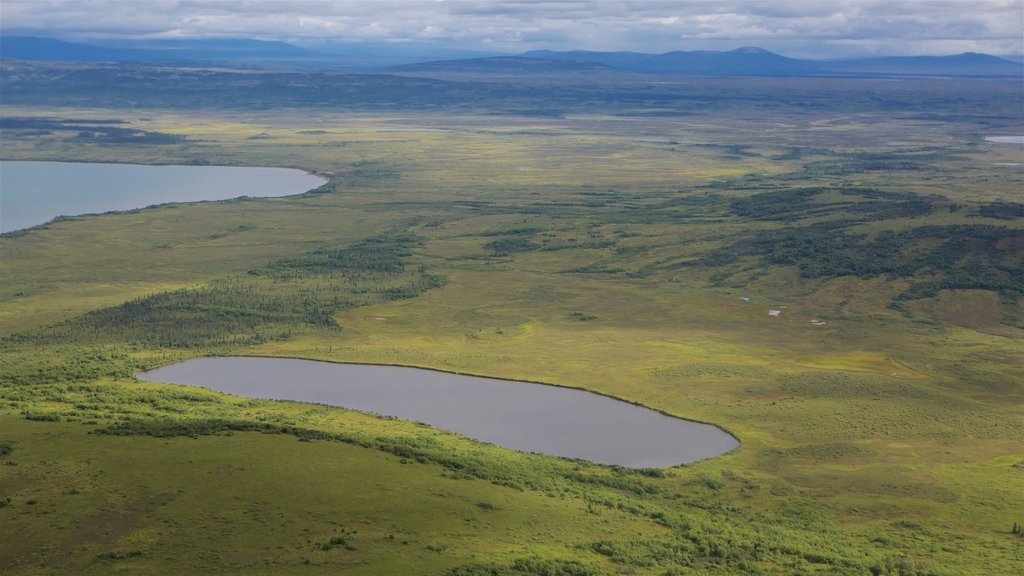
[139, 357, 739, 468]
[0, 161, 327, 233]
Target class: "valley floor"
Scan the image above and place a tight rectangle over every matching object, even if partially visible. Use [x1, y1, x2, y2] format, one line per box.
[1, 100, 1022, 574]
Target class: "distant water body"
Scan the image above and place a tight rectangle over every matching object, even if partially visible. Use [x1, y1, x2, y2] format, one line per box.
[0, 161, 326, 233]
[985, 136, 1024, 144]
[140, 357, 740, 468]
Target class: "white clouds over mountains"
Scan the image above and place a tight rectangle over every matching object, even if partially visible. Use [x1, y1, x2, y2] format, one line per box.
[1, 0, 1021, 58]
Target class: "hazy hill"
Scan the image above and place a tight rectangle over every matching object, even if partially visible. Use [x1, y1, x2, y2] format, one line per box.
[825, 52, 1024, 76]
[522, 47, 1022, 77]
[0, 35, 328, 64]
[638, 47, 815, 74]
[0, 36, 153, 62]
[0, 36, 517, 68]
[391, 56, 619, 74]
[521, 47, 817, 74]
[522, 49, 652, 69]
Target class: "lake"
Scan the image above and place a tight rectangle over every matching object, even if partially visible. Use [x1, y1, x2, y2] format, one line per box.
[985, 136, 1024, 144]
[0, 161, 327, 233]
[139, 357, 739, 468]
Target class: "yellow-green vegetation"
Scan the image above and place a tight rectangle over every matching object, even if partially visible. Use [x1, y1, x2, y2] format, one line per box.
[1, 88, 1022, 576]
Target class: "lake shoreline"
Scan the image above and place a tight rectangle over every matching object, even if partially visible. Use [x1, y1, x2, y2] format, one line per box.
[0, 160, 328, 234]
[139, 354, 741, 467]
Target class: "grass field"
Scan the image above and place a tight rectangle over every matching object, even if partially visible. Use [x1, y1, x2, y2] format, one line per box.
[1, 79, 1022, 575]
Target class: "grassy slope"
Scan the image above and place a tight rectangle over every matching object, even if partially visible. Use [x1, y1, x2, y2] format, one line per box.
[0, 415, 660, 575]
[1, 102, 1022, 574]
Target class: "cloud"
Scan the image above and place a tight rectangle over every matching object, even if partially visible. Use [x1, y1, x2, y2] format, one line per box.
[0, 0, 1020, 58]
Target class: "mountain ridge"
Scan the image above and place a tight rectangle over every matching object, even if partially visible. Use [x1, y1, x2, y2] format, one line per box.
[520, 47, 1022, 77]
[0, 35, 327, 63]
[2, 35, 1020, 77]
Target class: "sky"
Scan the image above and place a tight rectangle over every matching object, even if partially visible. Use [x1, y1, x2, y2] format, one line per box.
[1, 0, 1022, 59]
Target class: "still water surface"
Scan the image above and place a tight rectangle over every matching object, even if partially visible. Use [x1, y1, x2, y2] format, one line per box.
[139, 357, 739, 468]
[985, 136, 1024, 144]
[0, 161, 326, 232]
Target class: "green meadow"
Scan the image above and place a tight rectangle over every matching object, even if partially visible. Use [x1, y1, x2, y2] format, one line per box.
[0, 73, 1022, 575]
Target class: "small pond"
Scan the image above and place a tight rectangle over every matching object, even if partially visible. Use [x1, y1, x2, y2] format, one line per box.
[139, 357, 739, 468]
[0, 161, 327, 233]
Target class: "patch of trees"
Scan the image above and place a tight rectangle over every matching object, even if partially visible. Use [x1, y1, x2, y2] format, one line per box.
[0, 116, 184, 144]
[564, 469, 659, 495]
[318, 529, 358, 551]
[729, 188, 822, 221]
[74, 128, 184, 144]
[18, 234, 442, 349]
[444, 558, 605, 576]
[702, 224, 1023, 301]
[254, 234, 422, 278]
[798, 150, 964, 177]
[978, 201, 1024, 220]
[729, 187, 933, 223]
[0, 345, 141, 386]
[484, 237, 540, 256]
[695, 143, 761, 158]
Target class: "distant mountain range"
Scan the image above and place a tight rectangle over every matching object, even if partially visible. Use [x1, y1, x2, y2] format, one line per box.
[0, 36, 513, 68]
[0, 36, 323, 63]
[520, 47, 1022, 77]
[1, 36, 1021, 78]
[523, 47, 816, 75]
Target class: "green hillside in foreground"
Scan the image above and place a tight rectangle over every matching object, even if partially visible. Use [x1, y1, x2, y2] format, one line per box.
[0, 72, 1022, 574]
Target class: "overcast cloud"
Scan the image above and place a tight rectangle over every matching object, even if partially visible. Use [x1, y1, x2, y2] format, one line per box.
[1, 0, 1021, 58]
